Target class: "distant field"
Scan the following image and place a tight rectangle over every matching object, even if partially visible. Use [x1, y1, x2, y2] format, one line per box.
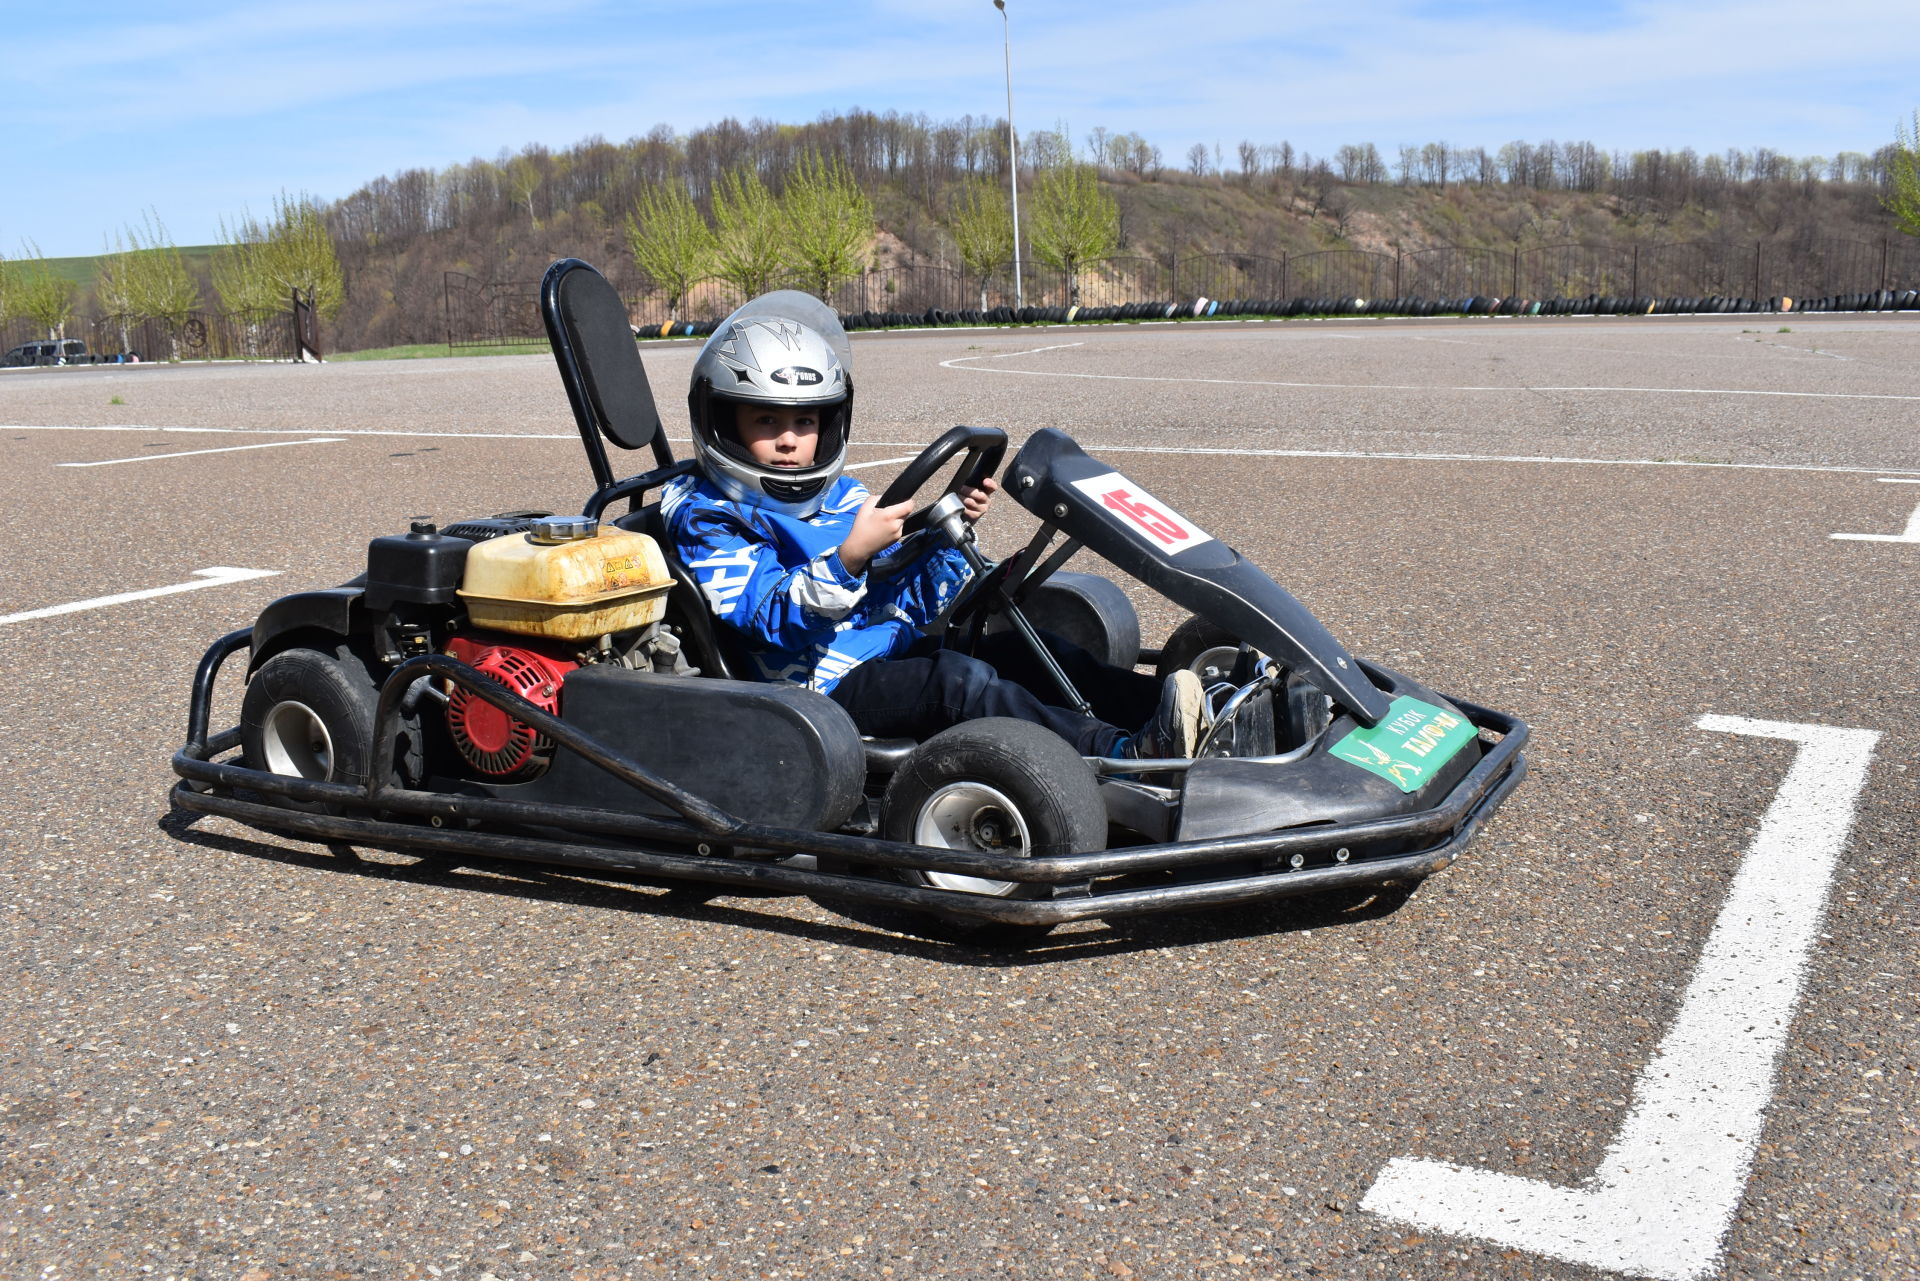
[330, 341, 550, 361]
[27, 245, 223, 287]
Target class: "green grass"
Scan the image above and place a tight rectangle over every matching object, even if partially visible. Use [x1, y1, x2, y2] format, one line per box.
[26, 246, 223, 286]
[330, 341, 551, 361]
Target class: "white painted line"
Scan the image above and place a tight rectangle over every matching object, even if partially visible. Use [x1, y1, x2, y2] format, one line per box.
[57, 437, 343, 467]
[1029, 442, 1920, 479]
[964, 341, 1084, 360]
[3, 423, 574, 441]
[844, 455, 917, 471]
[1362, 716, 1880, 1281]
[1877, 477, 1920, 483]
[1832, 499, 1920, 542]
[8, 423, 1920, 480]
[939, 345, 1920, 402]
[0, 567, 281, 626]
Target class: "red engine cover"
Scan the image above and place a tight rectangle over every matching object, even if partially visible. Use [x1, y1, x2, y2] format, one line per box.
[444, 634, 579, 779]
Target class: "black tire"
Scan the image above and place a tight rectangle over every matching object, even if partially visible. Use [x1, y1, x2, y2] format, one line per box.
[983, 570, 1140, 670]
[872, 718, 1105, 945]
[1155, 615, 1241, 685]
[241, 645, 419, 812]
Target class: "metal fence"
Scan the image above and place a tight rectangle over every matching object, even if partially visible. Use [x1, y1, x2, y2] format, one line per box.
[0, 307, 303, 364]
[443, 236, 1920, 344]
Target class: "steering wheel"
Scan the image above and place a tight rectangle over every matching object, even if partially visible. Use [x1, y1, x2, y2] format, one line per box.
[876, 425, 1008, 536]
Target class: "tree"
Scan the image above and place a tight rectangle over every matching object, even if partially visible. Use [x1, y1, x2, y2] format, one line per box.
[97, 212, 200, 354]
[624, 181, 715, 321]
[1027, 162, 1118, 305]
[507, 153, 543, 229]
[1886, 110, 1920, 238]
[1186, 143, 1211, 177]
[780, 150, 873, 300]
[14, 244, 75, 339]
[211, 219, 280, 315]
[1237, 140, 1259, 184]
[214, 194, 345, 326]
[710, 166, 784, 300]
[0, 250, 15, 325]
[946, 179, 1014, 308]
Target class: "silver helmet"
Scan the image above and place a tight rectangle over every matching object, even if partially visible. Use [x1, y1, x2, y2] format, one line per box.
[687, 291, 854, 517]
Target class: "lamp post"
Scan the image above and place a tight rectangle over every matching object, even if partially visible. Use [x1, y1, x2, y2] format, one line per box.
[993, 0, 1024, 308]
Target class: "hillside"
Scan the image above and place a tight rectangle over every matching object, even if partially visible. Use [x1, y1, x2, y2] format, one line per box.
[320, 113, 1911, 351]
[15, 110, 1916, 353]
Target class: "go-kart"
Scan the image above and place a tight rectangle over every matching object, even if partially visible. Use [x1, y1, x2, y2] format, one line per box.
[169, 258, 1528, 945]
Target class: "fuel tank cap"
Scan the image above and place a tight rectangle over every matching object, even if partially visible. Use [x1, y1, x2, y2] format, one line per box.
[526, 515, 600, 545]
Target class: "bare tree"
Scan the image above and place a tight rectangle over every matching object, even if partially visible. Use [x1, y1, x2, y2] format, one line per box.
[1326, 191, 1356, 241]
[1086, 125, 1111, 170]
[1237, 140, 1259, 184]
[1186, 143, 1210, 177]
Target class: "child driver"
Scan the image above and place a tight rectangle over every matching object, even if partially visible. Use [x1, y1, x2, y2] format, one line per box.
[660, 297, 1203, 761]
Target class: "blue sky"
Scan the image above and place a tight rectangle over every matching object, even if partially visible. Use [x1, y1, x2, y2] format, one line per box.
[3, 0, 1914, 258]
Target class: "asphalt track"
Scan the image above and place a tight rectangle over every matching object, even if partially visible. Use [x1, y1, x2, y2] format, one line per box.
[1, 314, 1915, 1280]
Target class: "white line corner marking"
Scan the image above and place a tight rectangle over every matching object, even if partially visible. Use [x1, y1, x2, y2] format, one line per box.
[1361, 716, 1880, 1281]
[0, 567, 281, 626]
[1832, 495, 1920, 542]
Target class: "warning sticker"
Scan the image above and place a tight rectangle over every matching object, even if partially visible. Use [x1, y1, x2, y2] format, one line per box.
[1069, 473, 1215, 553]
[1328, 696, 1477, 793]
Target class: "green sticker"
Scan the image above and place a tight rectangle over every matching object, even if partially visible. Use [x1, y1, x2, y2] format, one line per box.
[1329, 696, 1477, 793]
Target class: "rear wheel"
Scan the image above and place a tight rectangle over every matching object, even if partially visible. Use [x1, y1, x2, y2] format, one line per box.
[875, 718, 1106, 946]
[241, 645, 418, 812]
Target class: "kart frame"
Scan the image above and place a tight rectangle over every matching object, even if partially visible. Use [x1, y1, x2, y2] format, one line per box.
[171, 631, 1528, 927]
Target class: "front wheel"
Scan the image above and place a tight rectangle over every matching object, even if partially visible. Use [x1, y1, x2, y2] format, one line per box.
[1156, 615, 1240, 685]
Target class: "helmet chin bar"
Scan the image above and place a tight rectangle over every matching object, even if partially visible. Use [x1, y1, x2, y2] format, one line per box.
[762, 473, 829, 504]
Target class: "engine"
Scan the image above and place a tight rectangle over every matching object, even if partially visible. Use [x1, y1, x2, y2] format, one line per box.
[443, 635, 578, 780]
[366, 513, 687, 781]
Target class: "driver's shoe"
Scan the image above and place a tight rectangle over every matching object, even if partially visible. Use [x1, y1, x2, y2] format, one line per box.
[1126, 669, 1205, 760]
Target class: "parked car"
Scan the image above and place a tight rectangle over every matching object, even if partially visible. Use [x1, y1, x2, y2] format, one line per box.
[3, 339, 94, 367]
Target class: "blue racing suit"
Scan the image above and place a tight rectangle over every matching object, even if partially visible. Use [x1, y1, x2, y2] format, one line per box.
[660, 473, 974, 692]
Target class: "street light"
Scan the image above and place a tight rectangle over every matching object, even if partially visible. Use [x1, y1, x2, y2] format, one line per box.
[993, 0, 1023, 308]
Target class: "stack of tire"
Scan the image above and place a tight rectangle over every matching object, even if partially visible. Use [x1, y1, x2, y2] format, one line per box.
[640, 283, 1917, 343]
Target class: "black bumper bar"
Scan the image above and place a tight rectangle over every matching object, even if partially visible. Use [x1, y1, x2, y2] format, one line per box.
[171, 632, 1528, 925]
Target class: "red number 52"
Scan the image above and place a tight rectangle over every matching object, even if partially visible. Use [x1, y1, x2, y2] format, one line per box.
[1101, 488, 1189, 546]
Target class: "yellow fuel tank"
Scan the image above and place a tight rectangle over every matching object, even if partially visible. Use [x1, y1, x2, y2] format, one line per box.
[458, 517, 672, 641]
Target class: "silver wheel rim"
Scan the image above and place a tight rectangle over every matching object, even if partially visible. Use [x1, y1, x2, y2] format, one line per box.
[912, 781, 1031, 897]
[1192, 643, 1240, 684]
[261, 699, 334, 779]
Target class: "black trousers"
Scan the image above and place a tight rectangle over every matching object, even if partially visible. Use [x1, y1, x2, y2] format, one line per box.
[827, 631, 1162, 756]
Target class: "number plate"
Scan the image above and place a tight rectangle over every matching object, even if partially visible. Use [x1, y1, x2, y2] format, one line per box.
[1328, 696, 1477, 793]
[1070, 473, 1215, 553]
